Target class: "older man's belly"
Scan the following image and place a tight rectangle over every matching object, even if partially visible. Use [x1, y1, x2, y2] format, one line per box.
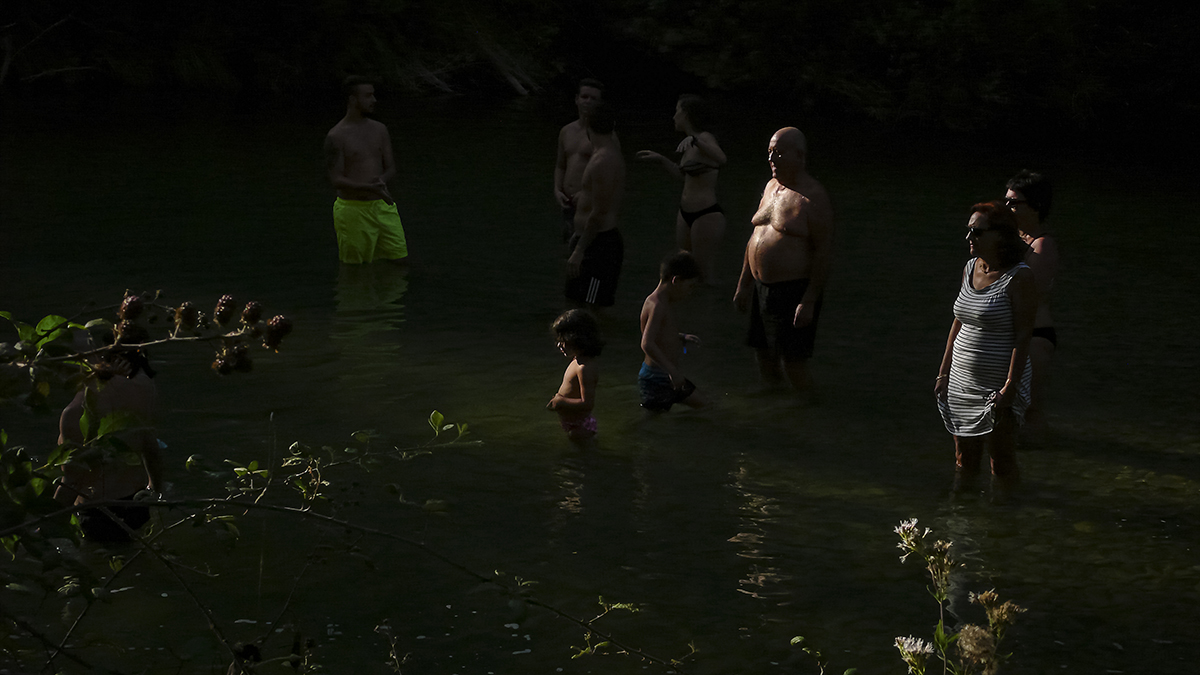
[749, 226, 810, 283]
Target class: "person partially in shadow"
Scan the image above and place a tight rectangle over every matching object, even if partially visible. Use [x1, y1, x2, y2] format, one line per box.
[54, 336, 162, 543]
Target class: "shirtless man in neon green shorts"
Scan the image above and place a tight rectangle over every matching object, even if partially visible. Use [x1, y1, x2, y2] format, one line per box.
[324, 76, 408, 263]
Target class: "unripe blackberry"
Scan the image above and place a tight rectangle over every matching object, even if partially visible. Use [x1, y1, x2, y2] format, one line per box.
[263, 315, 293, 350]
[241, 301, 263, 324]
[175, 302, 199, 330]
[213, 295, 237, 326]
[118, 294, 144, 321]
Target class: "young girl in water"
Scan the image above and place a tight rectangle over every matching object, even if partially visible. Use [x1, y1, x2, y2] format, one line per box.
[547, 309, 603, 442]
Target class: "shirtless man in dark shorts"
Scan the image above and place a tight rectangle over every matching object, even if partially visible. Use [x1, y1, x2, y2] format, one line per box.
[554, 79, 606, 243]
[734, 127, 834, 395]
[324, 76, 408, 264]
[565, 102, 626, 308]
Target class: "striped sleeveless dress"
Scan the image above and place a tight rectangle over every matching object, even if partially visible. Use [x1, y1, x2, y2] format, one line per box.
[938, 258, 1033, 436]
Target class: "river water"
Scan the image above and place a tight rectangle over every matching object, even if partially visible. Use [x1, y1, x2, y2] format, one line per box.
[1, 94, 1197, 674]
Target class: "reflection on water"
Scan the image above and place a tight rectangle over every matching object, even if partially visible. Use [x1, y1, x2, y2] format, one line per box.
[331, 261, 409, 392]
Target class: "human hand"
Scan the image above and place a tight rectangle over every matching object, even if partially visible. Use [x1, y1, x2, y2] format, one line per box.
[373, 180, 394, 205]
[793, 302, 815, 328]
[675, 136, 695, 154]
[681, 333, 702, 347]
[934, 374, 949, 399]
[555, 190, 572, 209]
[733, 285, 751, 313]
[989, 384, 1015, 409]
[635, 150, 664, 163]
[547, 394, 563, 411]
[566, 251, 583, 278]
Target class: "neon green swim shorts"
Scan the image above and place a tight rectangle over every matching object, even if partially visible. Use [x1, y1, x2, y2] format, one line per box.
[332, 198, 408, 264]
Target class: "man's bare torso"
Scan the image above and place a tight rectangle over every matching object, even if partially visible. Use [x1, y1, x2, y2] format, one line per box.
[575, 147, 625, 233]
[748, 176, 831, 283]
[326, 118, 390, 201]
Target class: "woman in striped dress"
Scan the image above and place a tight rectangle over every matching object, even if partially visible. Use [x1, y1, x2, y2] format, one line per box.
[935, 201, 1036, 491]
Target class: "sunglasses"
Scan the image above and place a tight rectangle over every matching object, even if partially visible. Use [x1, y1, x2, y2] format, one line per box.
[1004, 197, 1028, 208]
[965, 227, 992, 239]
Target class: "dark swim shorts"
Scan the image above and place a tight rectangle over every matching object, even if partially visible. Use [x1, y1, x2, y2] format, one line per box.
[79, 493, 151, 543]
[746, 277, 823, 361]
[565, 228, 624, 307]
[638, 363, 697, 412]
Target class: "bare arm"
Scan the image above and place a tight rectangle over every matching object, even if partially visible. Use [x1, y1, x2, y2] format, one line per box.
[733, 236, 755, 312]
[641, 305, 683, 384]
[554, 128, 570, 207]
[548, 363, 598, 413]
[996, 268, 1037, 407]
[1026, 235, 1058, 298]
[935, 318, 963, 398]
[691, 132, 727, 166]
[567, 161, 618, 273]
[795, 192, 835, 326]
[635, 150, 682, 178]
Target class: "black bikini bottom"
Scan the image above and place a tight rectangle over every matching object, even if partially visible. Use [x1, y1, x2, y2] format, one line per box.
[679, 203, 723, 228]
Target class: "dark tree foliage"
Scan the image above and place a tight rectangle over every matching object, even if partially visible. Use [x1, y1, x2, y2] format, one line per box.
[2, 0, 1196, 131]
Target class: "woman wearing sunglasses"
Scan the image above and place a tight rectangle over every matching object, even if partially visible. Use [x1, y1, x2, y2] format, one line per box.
[934, 201, 1036, 495]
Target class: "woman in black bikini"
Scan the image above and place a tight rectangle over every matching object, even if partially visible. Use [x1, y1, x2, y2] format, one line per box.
[636, 95, 727, 284]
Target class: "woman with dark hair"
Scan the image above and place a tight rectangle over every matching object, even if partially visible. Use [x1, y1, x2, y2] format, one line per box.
[934, 201, 1036, 492]
[636, 95, 727, 283]
[1006, 170, 1057, 436]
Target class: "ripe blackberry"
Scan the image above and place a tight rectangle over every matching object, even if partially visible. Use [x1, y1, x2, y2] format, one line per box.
[119, 294, 144, 321]
[263, 315, 293, 350]
[241, 301, 263, 324]
[213, 295, 237, 326]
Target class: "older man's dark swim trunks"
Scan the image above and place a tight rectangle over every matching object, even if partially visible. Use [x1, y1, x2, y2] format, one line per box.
[747, 277, 823, 360]
[638, 363, 697, 412]
[565, 228, 624, 307]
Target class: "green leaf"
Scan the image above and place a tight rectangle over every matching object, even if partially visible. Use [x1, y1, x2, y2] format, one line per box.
[0, 312, 35, 343]
[790, 636, 806, 645]
[84, 318, 112, 330]
[351, 430, 375, 443]
[843, 669, 859, 675]
[96, 411, 136, 439]
[80, 388, 99, 441]
[428, 410, 444, 434]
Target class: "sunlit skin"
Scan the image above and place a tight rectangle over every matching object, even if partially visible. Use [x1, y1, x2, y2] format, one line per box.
[640, 274, 706, 407]
[1007, 187, 1057, 434]
[324, 83, 396, 204]
[547, 340, 599, 441]
[635, 100, 727, 284]
[733, 127, 834, 393]
[566, 122, 624, 280]
[935, 211, 1037, 490]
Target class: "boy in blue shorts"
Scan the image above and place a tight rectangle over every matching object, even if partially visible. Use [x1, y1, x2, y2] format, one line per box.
[638, 251, 707, 412]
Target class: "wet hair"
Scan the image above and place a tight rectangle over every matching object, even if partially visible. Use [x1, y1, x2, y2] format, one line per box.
[677, 94, 711, 132]
[578, 78, 605, 96]
[552, 309, 604, 358]
[587, 101, 616, 135]
[1006, 170, 1052, 223]
[343, 75, 375, 97]
[971, 201, 1030, 269]
[660, 250, 701, 281]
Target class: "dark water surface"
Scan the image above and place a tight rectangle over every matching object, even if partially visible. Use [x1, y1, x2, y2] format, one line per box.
[2, 96, 1198, 674]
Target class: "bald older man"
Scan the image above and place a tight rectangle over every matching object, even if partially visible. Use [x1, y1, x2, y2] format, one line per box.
[734, 128, 834, 395]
